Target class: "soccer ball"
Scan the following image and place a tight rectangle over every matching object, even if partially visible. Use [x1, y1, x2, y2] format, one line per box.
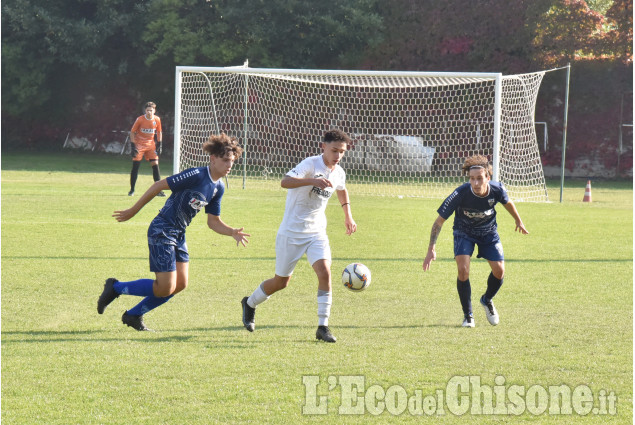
[342, 263, 371, 291]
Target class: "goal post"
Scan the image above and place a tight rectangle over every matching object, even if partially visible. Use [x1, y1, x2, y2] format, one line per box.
[174, 66, 548, 202]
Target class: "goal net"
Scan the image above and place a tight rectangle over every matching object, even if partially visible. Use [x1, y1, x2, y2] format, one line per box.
[174, 66, 548, 201]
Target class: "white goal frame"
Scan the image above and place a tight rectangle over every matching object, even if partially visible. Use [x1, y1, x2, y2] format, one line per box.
[174, 65, 548, 201]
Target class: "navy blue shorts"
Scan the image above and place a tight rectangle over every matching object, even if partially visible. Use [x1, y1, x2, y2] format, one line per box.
[453, 230, 504, 262]
[147, 225, 189, 273]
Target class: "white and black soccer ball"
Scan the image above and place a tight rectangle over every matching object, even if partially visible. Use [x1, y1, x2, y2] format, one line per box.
[342, 263, 371, 291]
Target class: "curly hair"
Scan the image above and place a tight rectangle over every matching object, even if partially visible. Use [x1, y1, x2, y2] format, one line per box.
[324, 129, 351, 144]
[203, 133, 243, 158]
[462, 155, 492, 177]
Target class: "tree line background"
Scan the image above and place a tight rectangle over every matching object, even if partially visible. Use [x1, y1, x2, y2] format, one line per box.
[2, 0, 632, 175]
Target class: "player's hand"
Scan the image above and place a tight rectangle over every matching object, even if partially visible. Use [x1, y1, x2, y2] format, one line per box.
[423, 249, 436, 271]
[113, 209, 136, 222]
[232, 227, 250, 247]
[131, 144, 139, 158]
[156, 141, 162, 156]
[515, 220, 529, 234]
[312, 178, 333, 189]
[344, 217, 357, 235]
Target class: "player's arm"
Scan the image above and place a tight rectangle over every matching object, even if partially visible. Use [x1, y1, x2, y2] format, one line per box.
[113, 179, 170, 222]
[207, 214, 250, 247]
[155, 118, 163, 155]
[281, 175, 332, 189]
[336, 188, 356, 235]
[423, 215, 446, 271]
[129, 121, 139, 157]
[502, 201, 529, 234]
[130, 133, 139, 158]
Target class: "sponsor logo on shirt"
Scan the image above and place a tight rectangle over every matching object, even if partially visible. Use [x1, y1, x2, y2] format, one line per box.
[311, 186, 333, 198]
[311, 173, 333, 198]
[141, 128, 156, 134]
[463, 208, 494, 219]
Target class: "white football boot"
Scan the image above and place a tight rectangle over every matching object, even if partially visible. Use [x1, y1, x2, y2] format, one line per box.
[480, 295, 499, 326]
[462, 315, 475, 328]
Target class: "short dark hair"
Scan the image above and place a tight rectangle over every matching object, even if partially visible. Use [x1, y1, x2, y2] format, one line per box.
[144, 102, 156, 109]
[203, 133, 243, 158]
[462, 155, 492, 177]
[323, 129, 351, 144]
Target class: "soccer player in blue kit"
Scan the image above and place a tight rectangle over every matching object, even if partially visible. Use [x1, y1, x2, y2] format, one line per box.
[422, 155, 528, 328]
[98, 133, 250, 331]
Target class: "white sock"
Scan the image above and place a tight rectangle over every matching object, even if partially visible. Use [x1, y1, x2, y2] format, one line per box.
[317, 290, 332, 326]
[247, 282, 270, 308]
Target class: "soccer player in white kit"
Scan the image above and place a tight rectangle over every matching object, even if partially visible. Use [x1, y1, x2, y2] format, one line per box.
[241, 129, 357, 342]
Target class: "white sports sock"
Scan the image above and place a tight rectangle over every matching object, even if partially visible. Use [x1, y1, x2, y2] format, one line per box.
[317, 290, 332, 326]
[247, 282, 270, 308]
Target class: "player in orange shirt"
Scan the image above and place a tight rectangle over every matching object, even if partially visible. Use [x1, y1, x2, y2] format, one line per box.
[129, 101, 165, 196]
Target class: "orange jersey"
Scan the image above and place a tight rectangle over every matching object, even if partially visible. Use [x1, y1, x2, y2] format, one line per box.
[131, 115, 162, 148]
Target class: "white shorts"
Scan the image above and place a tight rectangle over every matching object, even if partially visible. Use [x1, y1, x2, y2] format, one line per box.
[275, 233, 331, 277]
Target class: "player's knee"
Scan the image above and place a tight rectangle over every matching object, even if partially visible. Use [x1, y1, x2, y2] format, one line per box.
[154, 279, 177, 297]
[273, 276, 291, 291]
[173, 279, 188, 295]
[491, 263, 505, 279]
[456, 265, 470, 281]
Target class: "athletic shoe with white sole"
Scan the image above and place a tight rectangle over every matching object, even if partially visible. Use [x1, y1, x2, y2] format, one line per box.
[462, 315, 475, 328]
[480, 295, 499, 326]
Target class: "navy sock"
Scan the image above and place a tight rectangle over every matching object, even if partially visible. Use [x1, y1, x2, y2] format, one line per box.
[113, 279, 155, 297]
[152, 164, 161, 182]
[484, 272, 504, 301]
[130, 161, 141, 191]
[457, 278, 472, 317]
[127, 295, 173, 316]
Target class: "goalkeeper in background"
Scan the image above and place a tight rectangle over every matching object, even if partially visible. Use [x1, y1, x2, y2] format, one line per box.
[129, 101, 165, 197]
[98, 133, 250, 331]
[422, 155, 528, 328]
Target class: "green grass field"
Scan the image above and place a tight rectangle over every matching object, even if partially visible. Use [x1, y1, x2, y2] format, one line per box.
[2, 152, 632, 424]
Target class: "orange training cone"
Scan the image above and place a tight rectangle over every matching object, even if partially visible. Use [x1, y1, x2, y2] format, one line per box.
[583, 180, 592, 202]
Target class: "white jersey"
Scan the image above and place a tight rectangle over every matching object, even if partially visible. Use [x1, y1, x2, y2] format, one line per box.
[278, 155, 346, 237]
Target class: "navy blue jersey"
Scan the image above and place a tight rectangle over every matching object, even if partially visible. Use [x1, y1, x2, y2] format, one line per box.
[437, 181, 509, 237]
[153, 166, 224, 236]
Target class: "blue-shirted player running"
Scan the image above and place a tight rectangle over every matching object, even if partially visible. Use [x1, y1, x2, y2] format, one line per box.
[422, 155, 528, 328]
[98, 133, 250, 331]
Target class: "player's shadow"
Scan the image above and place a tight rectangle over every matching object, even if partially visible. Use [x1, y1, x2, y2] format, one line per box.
[2, 321, 473, 345]
[1, 329, 196, 343]
[3, 255, 631, 264]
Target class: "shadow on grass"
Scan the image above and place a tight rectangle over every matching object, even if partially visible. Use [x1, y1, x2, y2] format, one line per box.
[2, 255, 631, 263]
[2, 322, 460, 344]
